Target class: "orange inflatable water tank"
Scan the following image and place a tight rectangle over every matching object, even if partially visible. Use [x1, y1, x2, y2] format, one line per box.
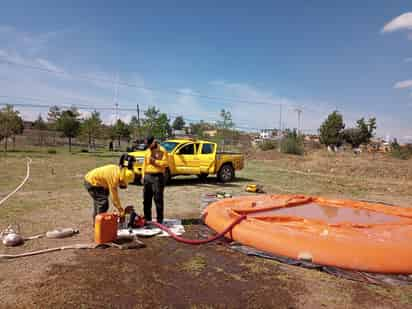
[95, 213, 118, 244]
[204, 194, 412, 274]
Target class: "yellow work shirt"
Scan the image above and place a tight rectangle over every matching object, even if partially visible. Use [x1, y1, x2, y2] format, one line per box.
[84, 164, 123, 214]
[142, 145, 169, 178]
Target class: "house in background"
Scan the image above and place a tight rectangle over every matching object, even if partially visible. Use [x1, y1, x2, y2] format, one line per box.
[259, 129, 279, 140]
[204, 129, 217, 137]
[172, 129, 186, 137]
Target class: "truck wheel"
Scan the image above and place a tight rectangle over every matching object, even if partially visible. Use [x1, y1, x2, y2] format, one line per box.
[218, 164, 235, 183]
[198, 173, 209, 181]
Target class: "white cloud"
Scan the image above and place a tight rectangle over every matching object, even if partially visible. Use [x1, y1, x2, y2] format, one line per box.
[35, 58, 64, 72]
[171, 88, 217, 121]
[382, 12, 412, 33]
[0, 25, 409, 139]
[394, 80, 412, 89]
[405, 58, 412, 63]
[208, 81, 333, 131]
[0, 49, 32, 66]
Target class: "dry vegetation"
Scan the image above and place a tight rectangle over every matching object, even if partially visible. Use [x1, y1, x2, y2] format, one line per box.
[1, 146, 412, 308]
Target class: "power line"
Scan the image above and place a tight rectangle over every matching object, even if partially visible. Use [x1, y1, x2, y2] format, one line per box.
[1, 58, 292, 108]
[0, 101, 136, 112]
[0, 94, 116, 109]
[0, 101, 264, 131]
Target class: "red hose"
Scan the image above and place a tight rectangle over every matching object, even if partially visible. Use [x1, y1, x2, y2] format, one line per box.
[151, 215, 247, 245]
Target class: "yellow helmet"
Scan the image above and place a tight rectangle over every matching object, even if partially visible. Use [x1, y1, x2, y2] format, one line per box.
[120, 168, 135, 186]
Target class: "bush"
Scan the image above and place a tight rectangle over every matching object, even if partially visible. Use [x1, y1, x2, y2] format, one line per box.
[391, 148, 411, 160]
[280, 130, 304, 155]
[47, 149, 57, 154]
[259, 140, 278, 151]
[391, 141, 412, 160]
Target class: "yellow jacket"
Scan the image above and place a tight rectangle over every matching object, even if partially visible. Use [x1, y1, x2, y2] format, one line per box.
[85, 164, 123, 214]
[142, 145, 169, 178]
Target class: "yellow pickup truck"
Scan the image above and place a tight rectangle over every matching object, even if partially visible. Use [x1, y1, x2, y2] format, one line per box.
[128, 138, 244, 183]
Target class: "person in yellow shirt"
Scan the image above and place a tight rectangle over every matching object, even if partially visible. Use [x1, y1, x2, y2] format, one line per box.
[84, 155, 135, 222]
[141, 136, 169, 224]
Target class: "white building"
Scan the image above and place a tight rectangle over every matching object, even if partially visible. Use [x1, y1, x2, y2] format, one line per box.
[259, 129, 278, 140]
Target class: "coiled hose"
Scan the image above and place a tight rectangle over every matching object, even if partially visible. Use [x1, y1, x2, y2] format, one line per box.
[151, 214, 247, 245]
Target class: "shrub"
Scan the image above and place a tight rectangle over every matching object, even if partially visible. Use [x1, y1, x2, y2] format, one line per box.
[391, 140, 412, 160]
[319, 111, 344, 147]
[47, 149, 57, 154]
[259, 140, 278, 151]
[280, 130, 304, 155]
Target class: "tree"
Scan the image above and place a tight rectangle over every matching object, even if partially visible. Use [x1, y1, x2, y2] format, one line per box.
[172, 116, 185, 131]
[101, 124, 116, 147]
[358, 117, 376, 143]
[56, 108, 81, 152]
[47, 105, 61, 123]
[189, 120, 215, 138]
[319, 111, 345, 148]
[0, 105, 24, 152]
[217, 109, 234, 130]
[143, 106, 171, 139]
[129, 116, 142, 141]
[113, 119, 131, 148]
[81, 111, 102, 151]
[216, 109, 236, 148]
[343, 117, 377, 148]
[33, 114, 48, 145]
[47, 106, 61, 145]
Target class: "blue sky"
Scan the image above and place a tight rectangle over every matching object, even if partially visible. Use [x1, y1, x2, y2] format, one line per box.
[0, 1, 412, 140]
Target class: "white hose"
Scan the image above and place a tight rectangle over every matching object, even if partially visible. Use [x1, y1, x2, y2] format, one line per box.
[0, 243, 98, 259]
[0, 157, 32, 207]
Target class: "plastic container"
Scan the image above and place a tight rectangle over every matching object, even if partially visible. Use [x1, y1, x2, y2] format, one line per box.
[94, 213, 118, 244]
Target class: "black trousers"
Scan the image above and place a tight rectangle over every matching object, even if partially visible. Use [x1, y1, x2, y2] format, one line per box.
[84, 181, 109, 222]
[143, 173, 165, 223]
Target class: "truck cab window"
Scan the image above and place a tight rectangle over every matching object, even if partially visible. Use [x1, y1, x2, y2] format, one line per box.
[202, 143, 215, 154]
[179, 144, 195, 155]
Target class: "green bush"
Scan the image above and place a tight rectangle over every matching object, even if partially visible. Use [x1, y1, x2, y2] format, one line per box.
[259, 140, 278, 151]
[47, 149, 57, 154]
[391, 141, 412, 160]
[280, 130, 304, 155]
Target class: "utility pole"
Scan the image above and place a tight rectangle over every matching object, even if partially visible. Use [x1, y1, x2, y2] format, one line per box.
[136, 103, 140, 141]
[294, 108, 303, 134]
[114, 73, 119, 122]
[279, 104, 283, 134]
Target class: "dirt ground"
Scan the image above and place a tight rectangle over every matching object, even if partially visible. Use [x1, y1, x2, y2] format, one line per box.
[1, 148, 412, 308]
